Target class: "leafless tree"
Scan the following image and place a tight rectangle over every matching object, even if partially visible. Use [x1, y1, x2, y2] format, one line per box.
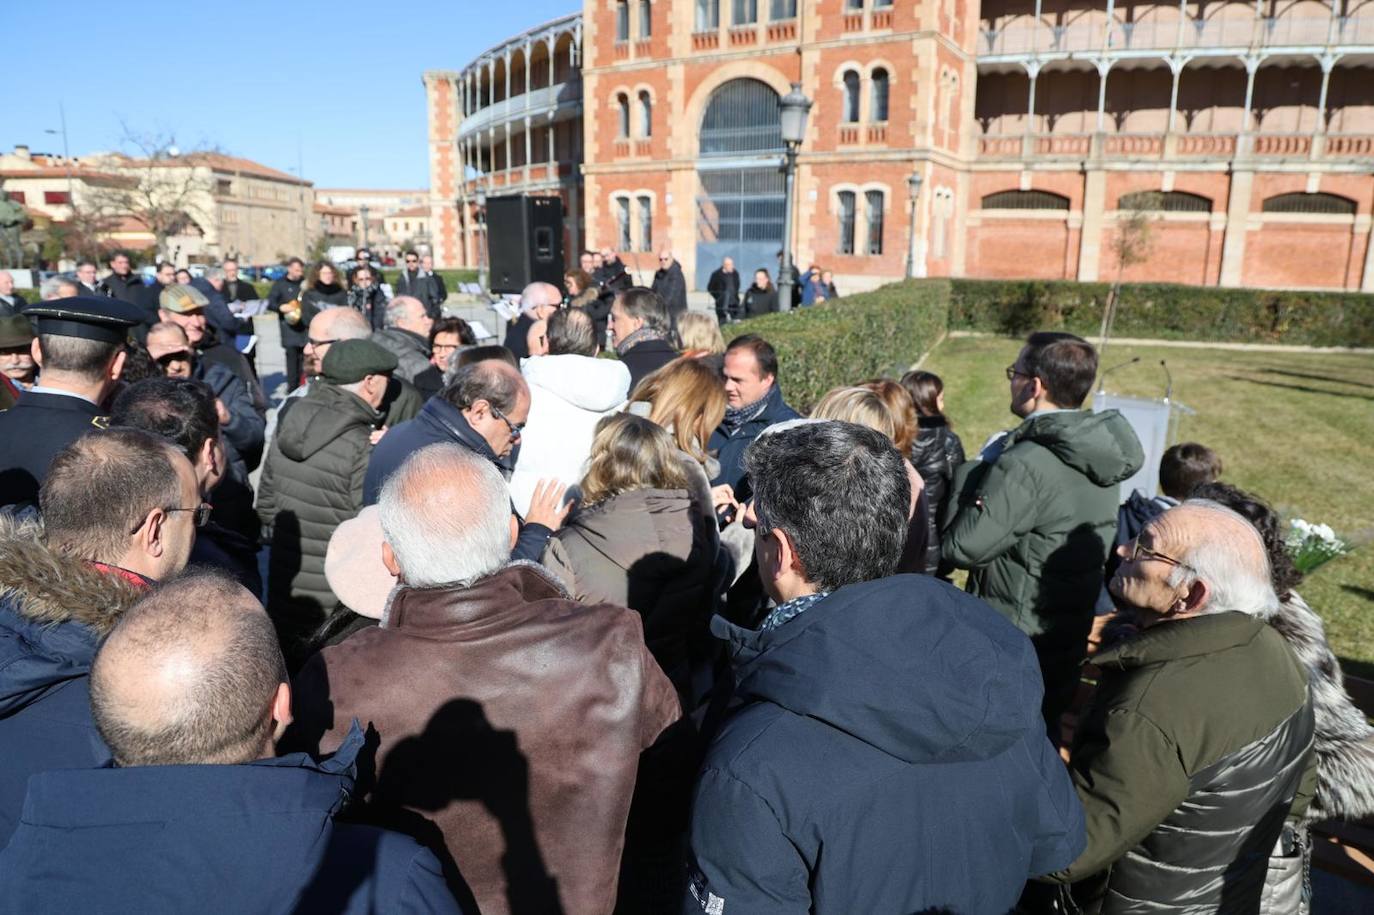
[1099, 192, 1159, 355]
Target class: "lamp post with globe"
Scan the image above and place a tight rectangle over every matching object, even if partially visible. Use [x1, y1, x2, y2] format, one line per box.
[776, 83, 812, 313]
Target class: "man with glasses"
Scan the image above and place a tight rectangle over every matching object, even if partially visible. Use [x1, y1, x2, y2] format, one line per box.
[650, 247, 688, 326]
[258, 339, 399, 669]
[363, 359, 570, 562]
[944, 331, 1144, 739]
[0, 427, 201, 845]
[345, 247, 377, 287]
[1037, 501, 1314, 912]
[392, 249, 443, 319]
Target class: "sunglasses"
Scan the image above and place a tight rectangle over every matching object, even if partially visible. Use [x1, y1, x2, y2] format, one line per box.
[154, 350, 192, 367]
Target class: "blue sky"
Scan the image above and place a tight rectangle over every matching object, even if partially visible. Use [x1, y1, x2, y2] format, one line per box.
[3, 0, 576, 189]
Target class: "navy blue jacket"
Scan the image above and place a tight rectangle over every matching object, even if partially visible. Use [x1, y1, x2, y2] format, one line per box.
[706, 384, 800, 495]
[0, 726, 462, 914]
[0, 390, 108, 509]
[685, 575, 1085, 914]
[363, 397, 550, 562]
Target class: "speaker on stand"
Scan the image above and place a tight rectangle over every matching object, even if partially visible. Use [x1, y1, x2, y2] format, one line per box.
[485, 195, 566, 294]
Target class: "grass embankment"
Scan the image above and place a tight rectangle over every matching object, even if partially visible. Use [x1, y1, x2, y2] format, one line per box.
[921, 335, 1374, 676]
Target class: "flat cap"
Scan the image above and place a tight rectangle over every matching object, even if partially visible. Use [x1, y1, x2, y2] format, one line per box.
[0, 314, 34, 349]
[321, 338, 398, 385]
[158, 283, 208, 314]
[22, 296, 143, 345]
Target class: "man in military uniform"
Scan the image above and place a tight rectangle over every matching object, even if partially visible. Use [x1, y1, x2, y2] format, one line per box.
[0, 296, 143, 509]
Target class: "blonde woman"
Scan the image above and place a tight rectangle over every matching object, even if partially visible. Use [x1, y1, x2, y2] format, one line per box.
[542, 413, 717, 704]
[811, 385, 929, 573]
[676, 311, 726, 363]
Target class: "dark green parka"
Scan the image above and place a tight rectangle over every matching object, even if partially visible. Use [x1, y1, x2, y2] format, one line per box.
[943, 409, 1144, 646]
[257, 382, 378, 662]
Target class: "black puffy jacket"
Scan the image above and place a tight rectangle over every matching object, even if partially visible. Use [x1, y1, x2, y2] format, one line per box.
[909, 415, 964, 575]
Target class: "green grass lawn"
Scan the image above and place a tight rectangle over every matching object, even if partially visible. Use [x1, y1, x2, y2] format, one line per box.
[921, 335, 1374, 677]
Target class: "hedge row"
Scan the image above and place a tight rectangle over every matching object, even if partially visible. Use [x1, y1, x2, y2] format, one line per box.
[730, 280, 950, 413]
[947, 279, 1374, 348]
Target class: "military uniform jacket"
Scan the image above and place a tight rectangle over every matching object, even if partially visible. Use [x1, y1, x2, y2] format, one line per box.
[0, 391, 107, 509]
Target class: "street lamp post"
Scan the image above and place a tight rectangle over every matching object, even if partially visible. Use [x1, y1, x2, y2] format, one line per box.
[475, 182, 489, 294]
[905, 171, 924, 279]
[776, 82, 812, 313]
[359, 204, 370, 249]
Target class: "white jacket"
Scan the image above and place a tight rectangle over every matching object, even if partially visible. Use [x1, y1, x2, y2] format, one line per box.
[510, 354, 632, 515]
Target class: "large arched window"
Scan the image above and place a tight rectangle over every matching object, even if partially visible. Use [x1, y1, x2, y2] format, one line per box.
[842, 70, 861, 123]
[1118, 191, 1211, 213]
[870, 68, 889, 122]
[980, 190, 1071, 210]
[639, 91, 653, 138]
[637, 196, 653, 252]
[699, 78, 782, 155]
[1262, 192, 1356, 216]
[617, 93, 631, 138]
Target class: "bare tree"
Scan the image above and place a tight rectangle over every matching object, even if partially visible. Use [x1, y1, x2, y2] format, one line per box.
[83, 125, 219, 258]
[1098, 192, 1159, 355]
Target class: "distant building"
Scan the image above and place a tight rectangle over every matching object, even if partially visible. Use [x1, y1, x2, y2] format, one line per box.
[383, 206, 432, 252]
[314, 188, 429, 259]
[424, 2, 1374, 292]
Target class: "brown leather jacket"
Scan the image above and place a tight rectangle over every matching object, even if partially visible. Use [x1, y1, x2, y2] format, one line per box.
[284, 561, 681, 915]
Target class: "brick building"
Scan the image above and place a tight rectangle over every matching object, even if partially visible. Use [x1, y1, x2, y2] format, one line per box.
[425, 1, 1374, 292]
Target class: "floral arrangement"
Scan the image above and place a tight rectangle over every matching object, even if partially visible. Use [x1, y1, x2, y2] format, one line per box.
[1286, 519, 1352, 575]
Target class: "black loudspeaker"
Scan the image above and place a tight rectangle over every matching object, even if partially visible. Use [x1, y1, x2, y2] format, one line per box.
[486, 195, 565, 294]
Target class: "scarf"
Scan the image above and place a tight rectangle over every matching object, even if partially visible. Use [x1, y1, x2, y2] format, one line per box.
[614, 325, 667, 356]
[720, 385, 776, 436]
[759, 591, 830, 632]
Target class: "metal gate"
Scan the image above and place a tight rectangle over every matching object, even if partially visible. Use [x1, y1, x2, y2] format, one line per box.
[695, 79, 785, 290]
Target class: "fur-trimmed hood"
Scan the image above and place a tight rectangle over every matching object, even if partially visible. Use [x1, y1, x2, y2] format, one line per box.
[1264, 591, 1374, 825]
[0, 514, 144, 715]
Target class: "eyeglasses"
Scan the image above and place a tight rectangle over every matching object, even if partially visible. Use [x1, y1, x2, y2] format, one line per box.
[1125, 538, 1185, 568]
[154, 350, 192, 367]
[1005, 364, 1031, 381]
[490, 405, 525, 440]
[306, 337, 339, 349]
[129, 502, 212, 534]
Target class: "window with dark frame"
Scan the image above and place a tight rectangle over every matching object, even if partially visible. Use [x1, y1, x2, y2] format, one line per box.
[871, 68, 890, 122]
[695, 0, 720, 31]
[639, 0, 652, 38]
[639, 91, 653, 138]
[865, 190, 884, 255]
[638, 196, 653, 252]
[842, 70, 861, 123]
[617, 197, 632, 250]
[617, 93, 631, 138]
[616, 0, 630, 40]
[837, 190, 857, 254]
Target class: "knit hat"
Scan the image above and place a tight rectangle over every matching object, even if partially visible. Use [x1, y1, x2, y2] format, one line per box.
[158, 283, 208, 313]
[320, 338, 398, 384]
[0, 314, 34, 349]
[323, 506, 393, 620]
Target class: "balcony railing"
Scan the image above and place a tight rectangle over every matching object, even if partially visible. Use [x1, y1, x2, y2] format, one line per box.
[458, 79, 583, 140]
[977, 131, 1374, 162]
[979, 14, 1373, 57]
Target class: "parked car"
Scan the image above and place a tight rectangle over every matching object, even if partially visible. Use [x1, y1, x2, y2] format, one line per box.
[261, 264, 287, 281]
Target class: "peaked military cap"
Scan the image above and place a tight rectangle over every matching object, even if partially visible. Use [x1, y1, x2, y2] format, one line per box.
[22, 296, 143, 345]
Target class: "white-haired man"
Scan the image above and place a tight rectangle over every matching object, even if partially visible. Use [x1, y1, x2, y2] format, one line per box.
[285, 443, 680, 915]
[502, 281, 561, 361]
[370, 295, 433, 385]
[1039, 500, 1316, 912]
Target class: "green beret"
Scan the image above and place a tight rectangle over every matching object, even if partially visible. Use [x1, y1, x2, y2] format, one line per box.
[321, 339, 399, 385]
[0, 314, 34, 349]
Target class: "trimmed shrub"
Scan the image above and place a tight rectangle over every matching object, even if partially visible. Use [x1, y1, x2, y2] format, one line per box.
[729, 280, 950, 413]
[948, 279, 1374, 348]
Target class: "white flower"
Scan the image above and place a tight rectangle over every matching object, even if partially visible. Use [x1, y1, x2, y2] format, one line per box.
[1314, 523, 1337, 542]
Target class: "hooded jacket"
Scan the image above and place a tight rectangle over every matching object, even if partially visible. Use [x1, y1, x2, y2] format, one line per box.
[543, 486, 718, 705]
[370, 326, 431, 384]
[0, 515, 143, 846]
[685, 574, 1085, 914]
[1048, 611, 1315, 914]
[284, 562, 682, 915]
[257, 381, 378, 659]
[0, 725, 461, 914]
[508, 353, 631, 515]
[944, 409, 1144, 645]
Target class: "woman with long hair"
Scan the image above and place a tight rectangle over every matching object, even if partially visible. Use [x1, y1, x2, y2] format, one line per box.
[301, 260, 348, 323]
[899, 370, 965, 576]
[811, 385, 929, 573]
[564, 269, 599, 308]
[741, 268, 778, 317]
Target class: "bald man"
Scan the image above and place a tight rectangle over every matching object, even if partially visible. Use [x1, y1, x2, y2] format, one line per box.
[363, 359, 570, 561]
[1038, 501, 1315, 912]
[503, 281, 561, 361]
[0, 572, 461, 913]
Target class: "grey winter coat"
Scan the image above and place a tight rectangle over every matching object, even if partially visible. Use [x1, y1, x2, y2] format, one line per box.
[257, 382, 378, 663]
[543, 484, 718, 704]
[369, 327, 431, 384]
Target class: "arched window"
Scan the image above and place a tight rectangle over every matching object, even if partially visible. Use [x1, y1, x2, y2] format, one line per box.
[639, 0, 652, 38]
[1261, 192, 1356, 216]
[837, 191, 857, 254]
[699, 78, 782, 155]
[842, 70, 861, 123]
[639, 91, 652, 138]
[870, 68, 890, 122]
[616, 197, 633, 250]
[980, 190, 1071, 210]
[617, 93, 630, 138]
[637, 196, 653, 252]
[865, 190, 885, 254]
[1118, 191, 1211, 213]
[616, 0, 630, 41]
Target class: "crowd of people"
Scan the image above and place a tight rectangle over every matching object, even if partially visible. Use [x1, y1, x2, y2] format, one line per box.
[0, 250, 1371, 915]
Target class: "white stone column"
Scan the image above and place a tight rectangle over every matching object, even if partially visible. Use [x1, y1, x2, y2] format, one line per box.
[524, 116, 533, 180]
